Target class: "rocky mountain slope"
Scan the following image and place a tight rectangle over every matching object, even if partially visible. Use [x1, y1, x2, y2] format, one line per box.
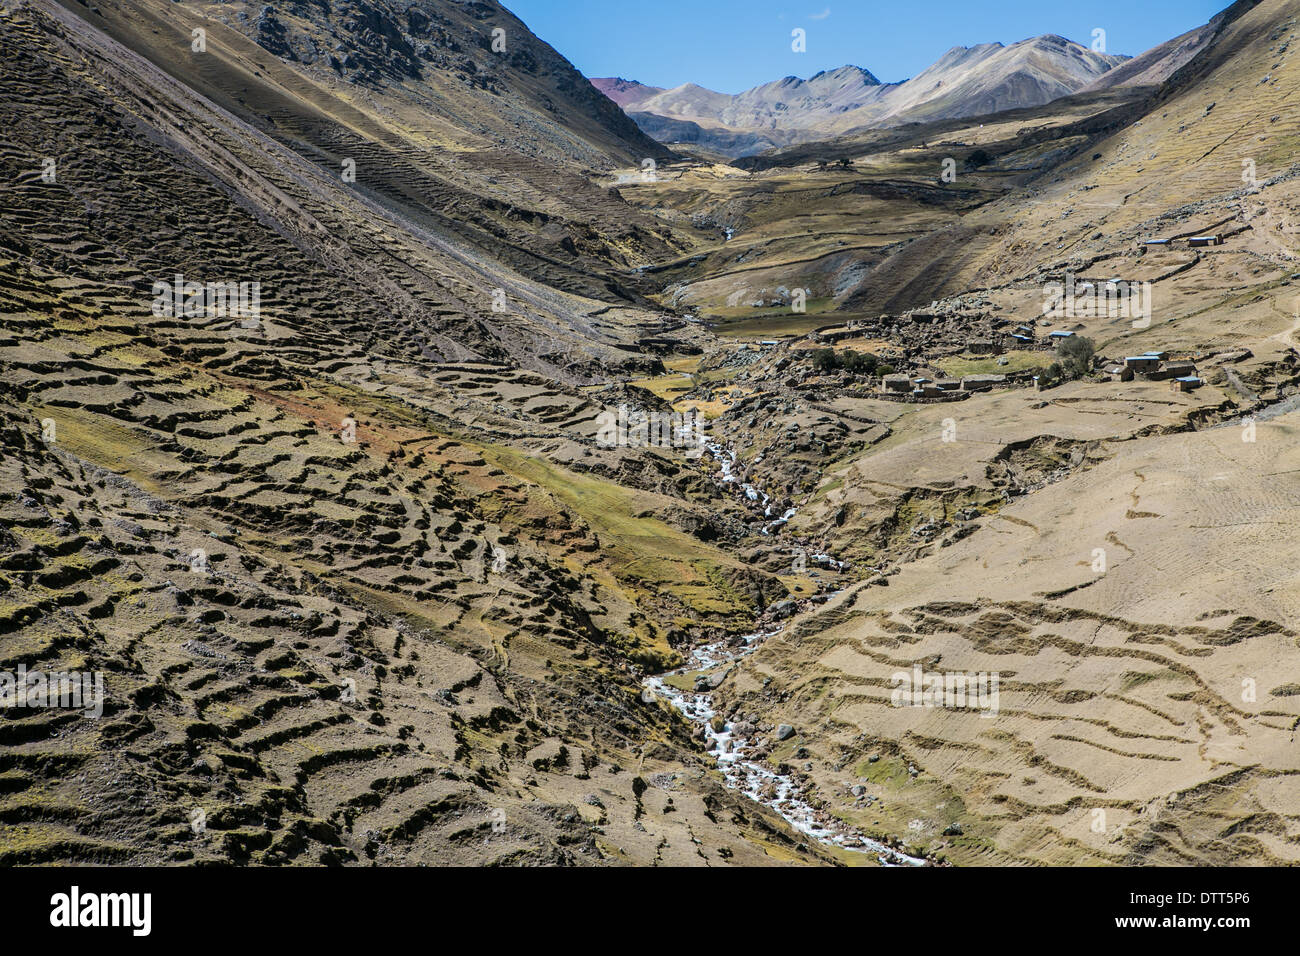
[198, 0, 673, 167]
[1080, 9, 1227, 92]
[36, 0, 691, 378]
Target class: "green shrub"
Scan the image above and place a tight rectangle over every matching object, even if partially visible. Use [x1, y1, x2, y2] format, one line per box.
[811, 349, 837, 372]
[1055, 335, 1096, 379]
[809, 348, 879, 375]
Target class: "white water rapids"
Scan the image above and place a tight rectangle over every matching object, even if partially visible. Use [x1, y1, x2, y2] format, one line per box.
[643, 429, 928, 865]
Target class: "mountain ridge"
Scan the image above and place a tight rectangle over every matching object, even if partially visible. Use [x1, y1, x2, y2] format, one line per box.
[595, 33, 1128, 156]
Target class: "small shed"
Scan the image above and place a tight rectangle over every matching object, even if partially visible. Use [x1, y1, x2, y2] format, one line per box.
[1171, 376, 1204, 392]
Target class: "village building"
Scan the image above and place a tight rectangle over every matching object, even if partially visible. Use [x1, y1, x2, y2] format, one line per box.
[815, 325, 858, 344]
[1124, 355, 1161, 372]
[961, 374, 1005, 392]
[1171, 376, 1204, 392]
[881, 374, 912, 393]
[1103, 363, 1133, 382]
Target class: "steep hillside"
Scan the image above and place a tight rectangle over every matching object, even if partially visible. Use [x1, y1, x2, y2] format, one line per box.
[0, 0, 847, 866]
[39, 0, 695, 376]
[1080, 18, 1222, 91]
[171, 0, 674, 167]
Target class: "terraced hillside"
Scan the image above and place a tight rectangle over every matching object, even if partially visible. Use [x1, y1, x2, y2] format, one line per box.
[0, 371, 835, 865]
[614, 0, 1300, 865]
[0, 0, 843, 865]
[3, 0, 1299, 869]
[715, 414, 1300, 865]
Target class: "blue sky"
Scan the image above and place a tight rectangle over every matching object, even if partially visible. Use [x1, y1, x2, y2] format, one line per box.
[506, 0, 1229, 93]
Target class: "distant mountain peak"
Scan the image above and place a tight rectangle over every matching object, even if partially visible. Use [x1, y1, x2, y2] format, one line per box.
[809, 64, 883, 85]
[590, 76, 666, 109]
[612, 33, 1127, 157]
[1027, 33, 1076, 47]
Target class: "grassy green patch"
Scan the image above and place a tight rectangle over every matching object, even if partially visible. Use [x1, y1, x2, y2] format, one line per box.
[937, 350, 1046, 378]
